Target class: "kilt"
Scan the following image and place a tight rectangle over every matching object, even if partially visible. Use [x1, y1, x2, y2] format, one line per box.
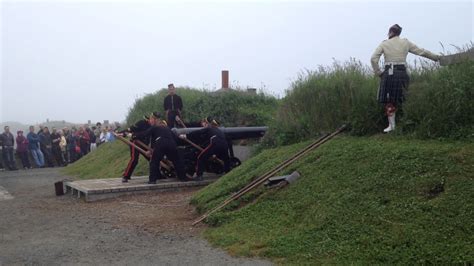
[377, 65, 410, 105]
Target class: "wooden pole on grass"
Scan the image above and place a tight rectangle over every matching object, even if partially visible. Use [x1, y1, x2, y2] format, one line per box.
[192, 125, 347, 226]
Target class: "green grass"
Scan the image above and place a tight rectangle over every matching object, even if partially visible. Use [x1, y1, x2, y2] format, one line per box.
[61, 141, 149, 179]
[263, 59, 474, 146]
[192, 135, 474, 264]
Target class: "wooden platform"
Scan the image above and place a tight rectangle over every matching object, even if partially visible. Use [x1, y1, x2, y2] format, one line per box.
[64, 176, 217, 202]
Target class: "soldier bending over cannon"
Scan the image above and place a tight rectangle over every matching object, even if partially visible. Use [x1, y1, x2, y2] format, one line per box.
[135, 114, 188, 184]
[180, 117, 230, 180]
[118, 113, 156, 183]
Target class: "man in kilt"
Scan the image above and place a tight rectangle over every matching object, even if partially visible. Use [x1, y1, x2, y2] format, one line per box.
[371, 24, 441, 133]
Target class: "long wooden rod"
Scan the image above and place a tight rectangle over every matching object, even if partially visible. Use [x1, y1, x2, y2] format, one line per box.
[113, 132, 172, 171]
[114, 133, 150, 159]
[192, 125, 346, 225]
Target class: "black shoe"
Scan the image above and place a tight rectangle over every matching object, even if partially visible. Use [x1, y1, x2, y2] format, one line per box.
[194, 175, 203, 181]
[147, 181, 156, 184]
[122, 177, 129, 183]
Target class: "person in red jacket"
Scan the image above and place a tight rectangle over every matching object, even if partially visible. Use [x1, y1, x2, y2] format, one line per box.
[75, 127, 90, 158]
[16, 130, 32, 169]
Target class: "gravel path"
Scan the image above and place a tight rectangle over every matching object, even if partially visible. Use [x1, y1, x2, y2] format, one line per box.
[0, 168, 271, 265]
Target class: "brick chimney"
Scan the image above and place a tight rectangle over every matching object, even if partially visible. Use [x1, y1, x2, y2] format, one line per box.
[221, 70, 229, 90]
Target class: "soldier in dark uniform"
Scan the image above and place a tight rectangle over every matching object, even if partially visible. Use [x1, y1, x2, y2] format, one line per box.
[135, 115, 187, 184]
[180, 117, 230, 180]
[119, 113, 156, 183]
[163, 83, 183, 128]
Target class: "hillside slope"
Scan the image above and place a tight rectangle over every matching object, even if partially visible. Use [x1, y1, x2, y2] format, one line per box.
[192, 135, 474, 264]
[62, 141, 149, 179]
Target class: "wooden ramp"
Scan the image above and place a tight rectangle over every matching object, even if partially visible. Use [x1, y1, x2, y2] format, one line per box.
[64, 176, 217, 202]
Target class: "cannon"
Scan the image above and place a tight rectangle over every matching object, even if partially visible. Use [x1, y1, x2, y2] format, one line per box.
[114, 126, 268, 178]
[165, 126, 268, 177]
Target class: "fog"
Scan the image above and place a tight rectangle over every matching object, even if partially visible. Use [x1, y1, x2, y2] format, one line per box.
[1, 0, 472, 124]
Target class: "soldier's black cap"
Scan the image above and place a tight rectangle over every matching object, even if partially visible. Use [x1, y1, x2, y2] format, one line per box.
[204, 116, 220, 126]
[150, 112, 161, 119]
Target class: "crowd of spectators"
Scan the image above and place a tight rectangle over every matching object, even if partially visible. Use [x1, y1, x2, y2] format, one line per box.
[0, 122, 119, 171]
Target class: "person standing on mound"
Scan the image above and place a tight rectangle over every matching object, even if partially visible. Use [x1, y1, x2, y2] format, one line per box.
[371, 24, 441, 133]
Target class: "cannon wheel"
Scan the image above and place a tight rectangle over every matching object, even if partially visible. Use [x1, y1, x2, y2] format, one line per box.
[160, 160, 176, 179]
[230, 157, 241, 169]
[185, 164, 195, 177]
[207, 160, 224, 174]
[160, 166, 176, 178]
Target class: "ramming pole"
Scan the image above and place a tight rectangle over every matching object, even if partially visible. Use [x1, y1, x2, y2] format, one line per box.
[181, 137, 225, 166]
[192, 125, 347, 226]
[114, 133, 150, 159]
[113, 132, 172, 171]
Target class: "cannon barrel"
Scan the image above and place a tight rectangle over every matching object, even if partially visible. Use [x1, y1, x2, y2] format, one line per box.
[172, 126, 268, 140]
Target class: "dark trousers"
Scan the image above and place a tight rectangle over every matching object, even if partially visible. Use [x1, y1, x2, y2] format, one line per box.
[167, 111, 178, 128]
[80, 143, 89, 156]
[66, 147, 75, 163]
[2, 146, 17, 170]
[196, 140, 230, 176]
[149, 139, 185, 182]
[42, 147, 55, 167]
[18, 151, 31, 168]
[52, 146, 64, 166]
[61, 150, 67, 165]
[123, 140, 141, 179]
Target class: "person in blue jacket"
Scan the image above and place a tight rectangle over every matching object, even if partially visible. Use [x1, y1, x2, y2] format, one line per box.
[27, 126, 45, 168]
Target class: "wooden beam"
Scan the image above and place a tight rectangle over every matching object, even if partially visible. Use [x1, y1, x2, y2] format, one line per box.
[439, 48, 474, 66]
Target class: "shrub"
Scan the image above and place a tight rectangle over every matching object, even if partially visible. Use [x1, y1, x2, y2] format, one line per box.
[265, 58, 473, 146]
[126, 88, 279, 127]
[402, 60, 474, 139]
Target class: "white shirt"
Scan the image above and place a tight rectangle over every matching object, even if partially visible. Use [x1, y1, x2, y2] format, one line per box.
[371, 36, 440, 76]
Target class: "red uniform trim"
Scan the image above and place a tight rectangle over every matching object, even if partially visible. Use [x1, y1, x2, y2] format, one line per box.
[123, 142, 136, 177]
[196, 143, 213, 174]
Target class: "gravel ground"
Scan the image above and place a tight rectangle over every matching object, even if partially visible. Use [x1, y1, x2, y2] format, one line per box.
[0, 168, 271, 265]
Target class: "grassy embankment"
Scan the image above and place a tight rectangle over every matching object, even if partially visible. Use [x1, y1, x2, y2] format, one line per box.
[192, 135, 474, 264]
[191, 58, 473, 264]
[62, 141, 149, 179]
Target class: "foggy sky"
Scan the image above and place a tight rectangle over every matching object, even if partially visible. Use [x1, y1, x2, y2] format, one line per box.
[1, 1, 472, 124]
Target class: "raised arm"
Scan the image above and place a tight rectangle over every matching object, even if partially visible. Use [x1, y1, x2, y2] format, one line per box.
[408, 40, 440, 61]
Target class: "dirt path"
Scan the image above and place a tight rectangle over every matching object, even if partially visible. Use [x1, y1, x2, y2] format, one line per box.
[0, 168, 270, 265]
